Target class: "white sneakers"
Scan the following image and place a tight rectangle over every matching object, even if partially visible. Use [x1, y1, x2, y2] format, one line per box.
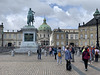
[85, 69, 88, 71]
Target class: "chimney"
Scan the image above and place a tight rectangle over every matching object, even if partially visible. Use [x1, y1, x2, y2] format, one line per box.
[7, 30, 9, 32]
[79, 23, 80, 27]
[1, 23, 3, 25]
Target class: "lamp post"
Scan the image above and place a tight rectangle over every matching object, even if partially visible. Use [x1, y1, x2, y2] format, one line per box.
[93, 9, 100, 48]
[1, 30, 3, 47]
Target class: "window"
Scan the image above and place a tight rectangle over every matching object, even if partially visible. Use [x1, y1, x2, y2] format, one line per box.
[4, 34, 6, 39]
[44, 34, 45, 37]
[91, 28, 93, 31]
[70, 34, 73, 39]
[40, 34, 41, 37]
[90, 34, 93, 39]
[85, 34, 87, 39]
[61, 42, 64, 45]
[19, 34, 21, 39]
[19, 42, 21, 45]
[61, 34, 64, 39]
[66, 34, 68, 38]
[9, 34, 11, 38]
[85, 42, 87, 46]
[76, 42, 78, 45]
[14, 42, 16, 45]
[13, 34, 16, 38]
[57, 34, 59, 39]
[80, 34, 83, 39]
[95, 34, 97, 38]
[75, 34, 78, 39]
[80, 41, 83, 46]
[91, 41, 93, 46]
[56, 42, 59, 46]
[48, 34, 49, 37]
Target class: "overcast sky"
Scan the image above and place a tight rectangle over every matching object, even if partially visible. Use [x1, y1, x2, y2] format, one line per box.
[0, 0, 100, 31]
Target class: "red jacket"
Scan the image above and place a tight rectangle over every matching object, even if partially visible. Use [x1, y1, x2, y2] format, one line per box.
[82, 50, 90, 60]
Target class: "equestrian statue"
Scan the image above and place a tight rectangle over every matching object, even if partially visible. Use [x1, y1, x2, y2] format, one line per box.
[27, 8, 35, 26]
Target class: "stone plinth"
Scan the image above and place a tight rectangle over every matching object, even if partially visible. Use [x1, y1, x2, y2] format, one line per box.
[14, 25, 38, 53]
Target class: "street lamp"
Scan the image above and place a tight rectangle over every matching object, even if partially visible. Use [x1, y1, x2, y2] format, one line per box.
[93, 9, 100, 48]
[2, 30, 3, 47]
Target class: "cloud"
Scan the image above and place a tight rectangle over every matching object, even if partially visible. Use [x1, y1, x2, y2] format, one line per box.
[0, 0, 100, 31]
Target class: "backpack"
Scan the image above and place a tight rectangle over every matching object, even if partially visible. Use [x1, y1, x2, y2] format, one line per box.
[58, 52, 61, 57]
[83, 52, 89, 59]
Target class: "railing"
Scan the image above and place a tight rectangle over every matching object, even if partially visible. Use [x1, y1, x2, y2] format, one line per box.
[0, 47, 16, 53]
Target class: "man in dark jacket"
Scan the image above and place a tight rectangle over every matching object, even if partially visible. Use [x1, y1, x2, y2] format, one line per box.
[37, 46, 41, 59]
[71, 45, 75, 62]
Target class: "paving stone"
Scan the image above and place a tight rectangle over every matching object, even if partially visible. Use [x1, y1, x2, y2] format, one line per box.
[0, 54, 99, 75]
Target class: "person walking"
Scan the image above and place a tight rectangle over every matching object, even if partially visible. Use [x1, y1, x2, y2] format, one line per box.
[82, 47, 90, 71]
[65, 47, 72, 71]
[71, 45, 75, 62]
[92, 46, 95, 61]
[95, 47, 99, 62]
[49, 46, 52, 56]
[54, 47, 57, 60]
[88, 46, 93, 64]
[57, 47, 62, 65]
[37, 46, 42, 60]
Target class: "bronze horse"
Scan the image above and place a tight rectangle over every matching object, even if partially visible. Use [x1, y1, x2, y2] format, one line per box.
[27, 8, 35, 25]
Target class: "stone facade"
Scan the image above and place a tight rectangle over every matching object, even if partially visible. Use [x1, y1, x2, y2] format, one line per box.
[78, 9, 100, 47]
[79, 22, 100, 47]
[50, 28, 79, 48]
[37, 18, 52, 46]
[0, 23, 3, 46]
[0, 19, 79, 48]
[3, 30, 22, 47]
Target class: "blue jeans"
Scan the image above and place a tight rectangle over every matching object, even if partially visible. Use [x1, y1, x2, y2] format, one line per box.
[38, 53, 41, 59]
[57, 56, 62, 64]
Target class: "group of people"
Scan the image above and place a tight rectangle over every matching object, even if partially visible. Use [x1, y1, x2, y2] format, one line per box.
[56, 45, 75, 71]
[37, 45, 99, 71]
[82, 46, 99, 71]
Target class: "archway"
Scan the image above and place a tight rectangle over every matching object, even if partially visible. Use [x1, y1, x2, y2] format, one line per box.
[70, 43, 74, 46]
[8, 43, 12, 47]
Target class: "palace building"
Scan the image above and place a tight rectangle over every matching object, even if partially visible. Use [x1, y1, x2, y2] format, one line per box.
[0, 23, 22, 47]
[37, 18, 52, 46]
[50, 28, 79, 48]
[78, 9, 100, 47]
[0, 18, 79, 48]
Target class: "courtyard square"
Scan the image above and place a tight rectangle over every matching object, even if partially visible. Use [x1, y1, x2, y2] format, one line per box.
[0, 54, 99, 75]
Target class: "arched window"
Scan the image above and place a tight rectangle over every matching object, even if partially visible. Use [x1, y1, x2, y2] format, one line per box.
[40, 34, 41, 37]
[48, 34, 49, 37]
[44, 34, 45, 38]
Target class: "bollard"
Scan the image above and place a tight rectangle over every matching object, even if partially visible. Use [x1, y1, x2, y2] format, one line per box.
[44, 50, 47, 56]
[11, 50, 14, 57]
[28, 51, 31, 56]
[77, 49, 80, 56]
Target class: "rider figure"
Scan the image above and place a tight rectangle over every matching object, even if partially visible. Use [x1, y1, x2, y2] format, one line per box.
[27, 8, 35, 25]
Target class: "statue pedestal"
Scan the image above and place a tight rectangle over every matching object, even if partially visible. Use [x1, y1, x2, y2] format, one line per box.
[14, 25, 38, 53]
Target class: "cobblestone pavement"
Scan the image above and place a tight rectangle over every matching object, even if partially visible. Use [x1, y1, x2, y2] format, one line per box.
[0, 54, 100, 75]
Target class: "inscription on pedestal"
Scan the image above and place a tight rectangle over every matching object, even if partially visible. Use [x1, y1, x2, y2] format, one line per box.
[24, 33, 34, 41]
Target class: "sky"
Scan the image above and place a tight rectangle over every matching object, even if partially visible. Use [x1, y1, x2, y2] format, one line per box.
[0, 0, 100, 31]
